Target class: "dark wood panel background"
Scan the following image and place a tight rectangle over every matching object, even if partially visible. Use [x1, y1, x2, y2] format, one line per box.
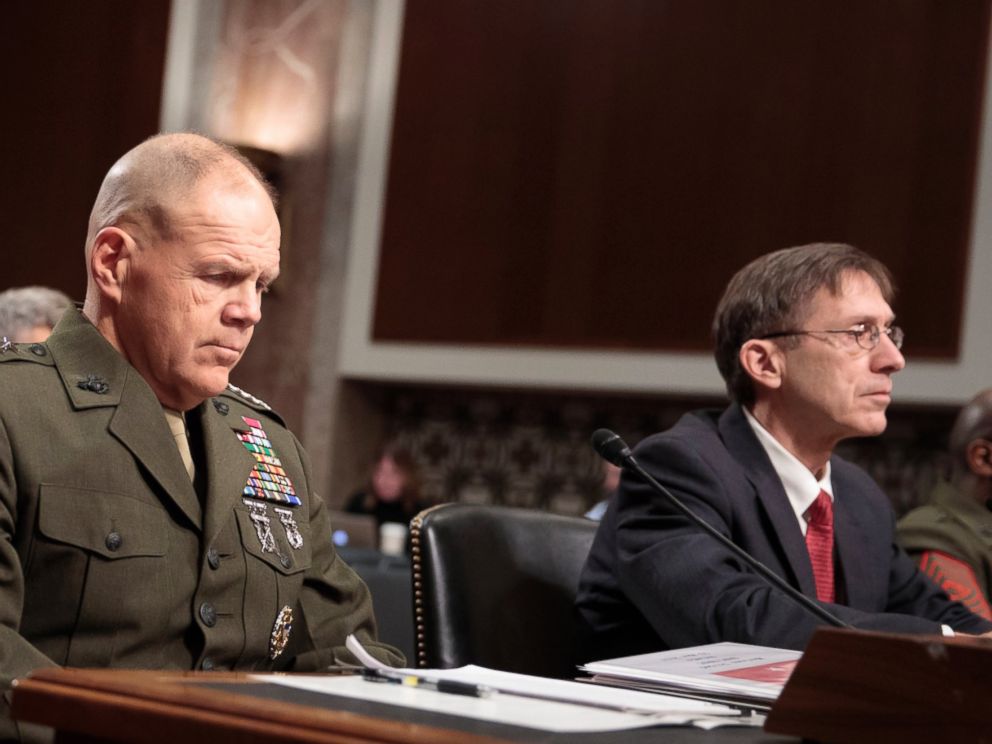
[2, 1, 171, 301]
[373, 0, 990, 359]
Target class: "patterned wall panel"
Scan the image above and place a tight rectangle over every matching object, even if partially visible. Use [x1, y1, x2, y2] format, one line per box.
[367, 384, 957, 518]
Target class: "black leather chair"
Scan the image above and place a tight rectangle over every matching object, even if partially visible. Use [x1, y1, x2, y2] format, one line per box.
[410, 503, 598, 678]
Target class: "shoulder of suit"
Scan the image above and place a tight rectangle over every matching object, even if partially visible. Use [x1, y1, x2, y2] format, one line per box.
[0, 340, 56, 366]
[218, 383, 286, 426]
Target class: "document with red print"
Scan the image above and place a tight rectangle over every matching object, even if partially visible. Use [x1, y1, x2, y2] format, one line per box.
[581, 642, 801, 709]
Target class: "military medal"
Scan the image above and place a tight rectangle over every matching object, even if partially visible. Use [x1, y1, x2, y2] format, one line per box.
[243, 498, 276, 553]
[274, 507, 304, 550]
[0, 337, 12, 353]
[236, 417, 301, 506]
[269, 605, 293, 660]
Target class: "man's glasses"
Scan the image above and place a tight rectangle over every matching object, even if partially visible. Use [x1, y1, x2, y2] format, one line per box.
[759, 323, 904, 351]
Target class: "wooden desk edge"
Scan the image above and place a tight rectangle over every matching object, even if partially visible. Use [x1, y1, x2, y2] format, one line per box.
[11, 668, 510, 744]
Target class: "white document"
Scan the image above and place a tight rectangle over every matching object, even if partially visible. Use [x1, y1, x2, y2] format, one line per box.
[582, 642, 801, 703]
[260, 673, 756, 732]
[253, 635, 758, 733]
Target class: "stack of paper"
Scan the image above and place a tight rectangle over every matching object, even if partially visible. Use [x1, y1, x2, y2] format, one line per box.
[581, 642, 801, 710]
[281, 634, 759, 733]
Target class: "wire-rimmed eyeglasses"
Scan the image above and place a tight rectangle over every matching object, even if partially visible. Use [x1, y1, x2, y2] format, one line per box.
[759, 323, 904, 351]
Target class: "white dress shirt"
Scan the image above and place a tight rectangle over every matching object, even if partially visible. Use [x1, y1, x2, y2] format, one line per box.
[742, 406, 833, 536]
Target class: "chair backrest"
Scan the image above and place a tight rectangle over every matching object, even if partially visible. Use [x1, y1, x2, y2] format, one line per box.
[410, 503, 598, 678]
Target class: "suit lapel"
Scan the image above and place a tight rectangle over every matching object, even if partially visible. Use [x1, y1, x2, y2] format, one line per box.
[718, 404, 818, 596]
[200, 400, 255, 547]
[47, 308, 203, 530]
[831, 466, 873, 608]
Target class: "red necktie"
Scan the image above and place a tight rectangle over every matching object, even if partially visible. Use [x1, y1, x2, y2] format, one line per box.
[805, 490, 835, 603]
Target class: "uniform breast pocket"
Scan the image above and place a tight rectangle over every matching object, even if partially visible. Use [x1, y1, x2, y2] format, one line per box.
[235, 501, 312, 576]
[27, 484, 174, 666]
[234, 501, 313, 664]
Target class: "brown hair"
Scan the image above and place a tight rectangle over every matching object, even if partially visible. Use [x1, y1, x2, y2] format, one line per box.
[363, 444, 423, 514]
[713, 243, 895, 405]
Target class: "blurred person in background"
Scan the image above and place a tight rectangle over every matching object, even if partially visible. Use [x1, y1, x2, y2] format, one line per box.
[346, 444, 429, 529]
[0, 286, 72, 343]
[898, 389, 992, 620]
[585, 460, 622, 521]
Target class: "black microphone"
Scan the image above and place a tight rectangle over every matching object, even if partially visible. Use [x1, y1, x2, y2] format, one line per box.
[590, 428, 850, 630]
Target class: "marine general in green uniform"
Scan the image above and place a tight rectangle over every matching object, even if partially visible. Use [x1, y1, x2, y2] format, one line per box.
[0, 133, 402, 740]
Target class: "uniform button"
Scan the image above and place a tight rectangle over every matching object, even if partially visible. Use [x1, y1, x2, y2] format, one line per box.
[105, 532, 122, 551]
[29, 344, 47, 357]
[199, 602, 217, 627]
[206, 548, 221, 570]
[279, 553, 293, 569]
[201, 657, 215, 671]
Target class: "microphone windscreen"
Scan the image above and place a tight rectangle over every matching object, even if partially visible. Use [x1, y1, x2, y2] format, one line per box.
[591, 428, 629, 466]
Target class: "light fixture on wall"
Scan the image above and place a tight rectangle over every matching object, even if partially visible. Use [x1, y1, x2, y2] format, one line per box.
[202, 1, 334, 156]
[230, 143, 284, 202]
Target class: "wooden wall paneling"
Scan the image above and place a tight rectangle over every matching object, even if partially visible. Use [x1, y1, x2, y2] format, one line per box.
[2, 1, 171, 300]
[371, 0, 989, 359]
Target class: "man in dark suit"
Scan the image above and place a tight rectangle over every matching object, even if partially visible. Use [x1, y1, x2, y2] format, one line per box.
[0, 133, 401, 741]
[576, 243, 992, 661]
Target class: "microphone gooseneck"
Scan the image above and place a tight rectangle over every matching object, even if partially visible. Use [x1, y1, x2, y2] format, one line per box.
[590, 428, 850, 630]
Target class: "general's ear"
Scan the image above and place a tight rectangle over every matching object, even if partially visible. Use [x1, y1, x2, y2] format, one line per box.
[739, 339, 784, 392]
[966, 438, 992, 478]
[88, 227, 134, 304]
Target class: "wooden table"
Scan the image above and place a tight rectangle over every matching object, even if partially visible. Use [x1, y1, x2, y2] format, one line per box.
[11, 667, 793, 744]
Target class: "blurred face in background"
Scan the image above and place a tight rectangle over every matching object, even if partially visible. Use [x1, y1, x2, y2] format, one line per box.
[372, 455, 406, 502]
[13, 325, 54, 343]
[603, 461, 621, 494]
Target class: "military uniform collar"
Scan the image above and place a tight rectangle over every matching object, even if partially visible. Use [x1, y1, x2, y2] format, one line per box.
[47, 307, 204, 529]
[46, 306, 130, 409]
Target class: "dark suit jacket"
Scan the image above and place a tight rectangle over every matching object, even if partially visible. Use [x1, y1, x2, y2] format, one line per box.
[576, 404, 992, 661]
[0, 309, 402, 740]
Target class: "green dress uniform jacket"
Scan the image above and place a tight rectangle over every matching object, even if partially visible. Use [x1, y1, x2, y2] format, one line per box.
[0, 309, 402, 739]
[897, 480, 992, 607]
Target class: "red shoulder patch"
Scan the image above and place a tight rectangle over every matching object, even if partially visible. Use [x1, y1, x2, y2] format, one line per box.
[919, 550, 992, 621]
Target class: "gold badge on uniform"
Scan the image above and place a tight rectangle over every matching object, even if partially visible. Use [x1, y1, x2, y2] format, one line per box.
[269, 605, 293, 660]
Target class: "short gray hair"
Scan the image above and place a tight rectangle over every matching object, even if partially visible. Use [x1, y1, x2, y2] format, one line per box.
[713, 243, 895, 405]
[0, 286, 72, 340]
[87, 132, 278, 245]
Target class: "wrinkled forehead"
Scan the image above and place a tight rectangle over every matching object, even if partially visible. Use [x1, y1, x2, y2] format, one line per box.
[188, 168, 277, 220]
[797, 270, 892, 326]
[167, 175, 280, 243]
